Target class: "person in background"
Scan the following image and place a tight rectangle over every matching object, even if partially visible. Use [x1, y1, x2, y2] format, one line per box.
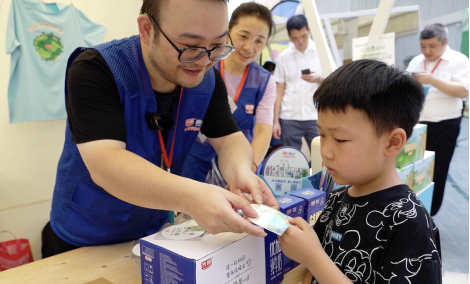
[272, 14, 335, 152]
[279, 59, 441, 284]
[263, 61, 276, 74]
[181, 2, 276, 180]
[406, 23, 469, 216]
[42, 0, 278, 258]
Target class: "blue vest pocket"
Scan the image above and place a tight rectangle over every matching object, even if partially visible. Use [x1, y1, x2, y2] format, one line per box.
[66, 181, 134, 244]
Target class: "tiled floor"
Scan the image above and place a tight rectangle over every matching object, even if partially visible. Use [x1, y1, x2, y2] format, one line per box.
[433, 117, 469, 284]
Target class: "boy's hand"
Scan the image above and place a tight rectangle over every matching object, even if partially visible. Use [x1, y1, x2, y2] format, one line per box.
[278, 217, 322, 265]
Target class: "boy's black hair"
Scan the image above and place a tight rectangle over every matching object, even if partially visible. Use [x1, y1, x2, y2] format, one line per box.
[313, 59, 425, 139]
[286, 14, 309, 34]
[263, 61, 276, 72]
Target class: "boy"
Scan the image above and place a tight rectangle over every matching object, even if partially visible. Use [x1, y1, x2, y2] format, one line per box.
[278, 59, 442, 283]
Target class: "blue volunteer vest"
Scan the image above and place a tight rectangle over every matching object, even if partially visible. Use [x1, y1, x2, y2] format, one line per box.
[181, 61, 271, 182]
[50, 35, 215, 246]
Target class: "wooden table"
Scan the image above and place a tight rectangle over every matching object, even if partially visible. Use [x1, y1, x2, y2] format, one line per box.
[0, 241, 307, 284]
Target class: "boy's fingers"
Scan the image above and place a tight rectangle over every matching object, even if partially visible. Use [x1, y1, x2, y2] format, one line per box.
[289, 217, 309, 230]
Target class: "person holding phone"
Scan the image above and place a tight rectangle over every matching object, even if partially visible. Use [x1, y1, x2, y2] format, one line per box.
[181, 3, 276, 181]
[272, 15, 336, 152]
[406, 23, 468, 216]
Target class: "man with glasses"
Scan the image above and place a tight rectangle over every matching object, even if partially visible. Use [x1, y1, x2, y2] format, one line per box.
[43, 0, 277, 257]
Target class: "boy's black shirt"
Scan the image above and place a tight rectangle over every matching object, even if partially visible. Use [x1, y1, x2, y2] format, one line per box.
[312, 184, 442, 284]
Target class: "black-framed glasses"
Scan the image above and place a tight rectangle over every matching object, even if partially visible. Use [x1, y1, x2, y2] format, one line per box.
[143, 12, 235, 63]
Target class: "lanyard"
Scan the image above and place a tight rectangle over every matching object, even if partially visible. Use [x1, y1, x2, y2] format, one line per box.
[220, 59, 249, 103]
[157, 87, 183, 173]
[424, 58, 442, 74]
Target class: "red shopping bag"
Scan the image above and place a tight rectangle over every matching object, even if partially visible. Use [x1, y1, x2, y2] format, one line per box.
[0, 231, 34, 271]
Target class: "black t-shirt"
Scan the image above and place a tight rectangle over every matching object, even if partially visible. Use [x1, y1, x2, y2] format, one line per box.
[66, 49, 239, 144]
[312, 185, 442, 284]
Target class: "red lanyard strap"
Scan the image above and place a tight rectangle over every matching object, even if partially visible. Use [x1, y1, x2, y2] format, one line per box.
[220, 59, 249, 103]
[424, 58, 442, 74]
[158, 87, 183, 171]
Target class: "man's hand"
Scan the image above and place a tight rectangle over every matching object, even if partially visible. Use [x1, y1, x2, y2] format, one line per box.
[413, 72, 435, 85]
[273, 121, 282, 139]
[228, 167, 279, 210]
[301, 71, 320, 83]
[278, 217, 320, 265]
[186, 184, 268, 237]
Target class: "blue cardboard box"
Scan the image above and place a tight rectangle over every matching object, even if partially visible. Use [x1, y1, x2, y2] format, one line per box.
[276, 194, 306, 274]
[290, 188, 327, 227]
[264, 232, 283, 284]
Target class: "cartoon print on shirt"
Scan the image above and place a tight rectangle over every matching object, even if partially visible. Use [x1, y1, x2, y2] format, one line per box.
[319, 189, 343, 223]
[375, 252, 440, 283]
[335, 201, 368, 227]
[366, 193, 422, 242]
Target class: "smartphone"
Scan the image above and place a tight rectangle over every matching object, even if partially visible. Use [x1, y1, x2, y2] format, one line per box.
[301, 68, 311, 75]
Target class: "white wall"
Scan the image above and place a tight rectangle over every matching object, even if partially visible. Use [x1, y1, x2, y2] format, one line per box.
[0, 0, 142, 261]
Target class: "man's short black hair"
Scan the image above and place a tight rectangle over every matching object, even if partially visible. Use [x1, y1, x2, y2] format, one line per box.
[286, 14, 309, 34]
[313, 59, 425, 139]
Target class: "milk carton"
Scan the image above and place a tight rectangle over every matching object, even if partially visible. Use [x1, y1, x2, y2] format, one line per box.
[395, 124, 427, 168]
[396, 163, 415, 189]
[290, 188, 327, 227]
[412, 151, 435, 193]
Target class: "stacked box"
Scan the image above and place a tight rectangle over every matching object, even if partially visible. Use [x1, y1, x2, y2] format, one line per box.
[275, 195, 306, 275]
[412, 151, 435, 193]
[290, 188, 327, 227]
[264, 232, 283, 284]
[416, 182, 434, 213]
[140, 232, 265, 284]
[396, 163, 414, 189]
[395, 124, 427, 168]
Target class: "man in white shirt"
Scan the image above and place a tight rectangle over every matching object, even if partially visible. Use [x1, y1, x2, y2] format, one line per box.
[273, 15, 330, 151]
[406, 23, 469, 216]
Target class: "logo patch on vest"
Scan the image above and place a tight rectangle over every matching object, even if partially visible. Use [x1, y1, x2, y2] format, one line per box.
[245, 104, 254, 114]
[185, 118, 203, 132]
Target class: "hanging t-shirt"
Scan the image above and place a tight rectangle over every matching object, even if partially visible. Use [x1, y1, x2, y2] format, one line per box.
[6, 0, 106, 123]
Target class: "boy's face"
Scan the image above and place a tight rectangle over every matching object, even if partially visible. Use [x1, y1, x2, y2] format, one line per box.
[317, 106, 389, 187]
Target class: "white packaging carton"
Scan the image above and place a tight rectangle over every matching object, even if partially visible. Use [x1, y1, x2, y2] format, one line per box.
[140, 232, 265, 284]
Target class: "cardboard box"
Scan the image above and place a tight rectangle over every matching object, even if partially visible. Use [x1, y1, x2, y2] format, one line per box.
[140, 232, 265, 284]
[412, 151, 435, 193]
[396, 163, 414, 189]
[416, 182, 434, 213]
[395, 124, 427, 168]
[290, 188, 327, 227]
[264, 232, 283, 284]
[276, 195, 306, 275]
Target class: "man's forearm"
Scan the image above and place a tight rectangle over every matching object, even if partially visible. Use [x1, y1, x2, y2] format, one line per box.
[78, 140, 201, 213]
[431, 78, 468, 98]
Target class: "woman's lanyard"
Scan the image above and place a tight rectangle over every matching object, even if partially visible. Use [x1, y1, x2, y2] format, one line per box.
[424, 58, 442, 74]
[220, 59, 249, 103]
[158, 87, 183, 173]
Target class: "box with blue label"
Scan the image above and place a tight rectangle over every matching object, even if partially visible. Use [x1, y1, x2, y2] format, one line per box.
[396, 163, 414, 189]
[290, 188, 327, 227]
[412, 151, 435, 193]
[140, 232, 265, 284]
[264, 232, 283, 284]
[395, 124, 427, 168]
[276, 194, 306, 274]
[416, 182, 434, 213]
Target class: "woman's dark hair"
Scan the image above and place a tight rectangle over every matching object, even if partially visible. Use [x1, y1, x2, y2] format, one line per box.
[313, 59, 425, 139]
[229, 2, 275, 38]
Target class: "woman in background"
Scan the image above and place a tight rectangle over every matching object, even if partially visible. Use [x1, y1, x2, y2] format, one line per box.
[181, 2, 276, 182]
